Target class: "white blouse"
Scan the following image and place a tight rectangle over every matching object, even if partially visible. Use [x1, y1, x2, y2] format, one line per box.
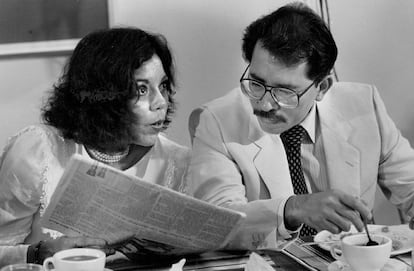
[0, 125, 190, 267]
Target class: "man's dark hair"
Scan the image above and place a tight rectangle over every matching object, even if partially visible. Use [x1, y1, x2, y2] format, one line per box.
[242, 2, 337, 82]
[42, 27, 176, 152]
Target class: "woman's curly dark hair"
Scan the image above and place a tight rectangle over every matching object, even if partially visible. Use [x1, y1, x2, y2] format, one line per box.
[42, 27, 176, 152]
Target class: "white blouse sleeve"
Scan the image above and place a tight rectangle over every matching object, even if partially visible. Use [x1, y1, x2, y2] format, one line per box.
[0, 126, 54, 247]
[158, 135, 191, 194]
[0, 245, 30, 267]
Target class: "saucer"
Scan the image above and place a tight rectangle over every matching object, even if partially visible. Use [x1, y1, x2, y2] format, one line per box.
[51, 269, 112, 271]
[327, 259, 408, 271]
[315, 224, 414, 256]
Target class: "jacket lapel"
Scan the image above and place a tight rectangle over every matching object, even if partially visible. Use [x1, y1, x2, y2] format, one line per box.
[240, 88, 361, 198]
[317, 102, 361, 195]
[247, 114, 294, 198]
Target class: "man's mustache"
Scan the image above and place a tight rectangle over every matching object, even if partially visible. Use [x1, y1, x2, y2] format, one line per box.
[253, 109, 286, 122]
[254, 109, 272, 118]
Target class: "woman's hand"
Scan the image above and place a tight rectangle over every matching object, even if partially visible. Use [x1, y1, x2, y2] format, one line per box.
[33, 236, 114, 263]
[409, 217, 414, 230]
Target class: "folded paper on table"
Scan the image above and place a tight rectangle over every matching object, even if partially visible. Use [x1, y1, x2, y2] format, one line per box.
[107, 250, 274, 270]
[282, 238, 334, 271]
[42, 154, 246, 259]
[244, 252, 274, 271]
[169, 259, 186, 271]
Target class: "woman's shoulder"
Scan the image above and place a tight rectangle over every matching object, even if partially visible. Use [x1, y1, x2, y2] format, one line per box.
[156, 134, 190, 193]
[5, 124, 62, 144]
[0, 124, 77, 206]
[0, 125, 74, 245]
[2, 125, 63, 155]
[0, 124, 76, 170]
[158, 133, 190, 159]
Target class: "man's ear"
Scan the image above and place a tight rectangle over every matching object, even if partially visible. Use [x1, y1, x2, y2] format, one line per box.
[315, 76, 333, 101]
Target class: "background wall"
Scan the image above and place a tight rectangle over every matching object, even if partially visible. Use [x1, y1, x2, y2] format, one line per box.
[330, 1, 414, 145]
[0, 0, 412, 223]
[0, 55, 66, 143]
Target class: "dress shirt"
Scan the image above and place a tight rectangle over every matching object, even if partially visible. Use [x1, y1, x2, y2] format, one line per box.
[276, 102, 329, 235]
[301, 102, 329, 193]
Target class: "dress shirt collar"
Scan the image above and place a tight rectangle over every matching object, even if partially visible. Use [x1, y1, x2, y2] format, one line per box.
[299, 102, 316, 143]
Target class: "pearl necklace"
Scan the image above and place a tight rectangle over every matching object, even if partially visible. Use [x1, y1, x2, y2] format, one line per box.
[87, 146, 130, 164]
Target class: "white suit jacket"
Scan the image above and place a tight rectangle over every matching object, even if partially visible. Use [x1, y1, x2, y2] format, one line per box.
[187, 82, 414, 250]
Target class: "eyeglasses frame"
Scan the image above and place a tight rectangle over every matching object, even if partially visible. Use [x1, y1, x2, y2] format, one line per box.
[239, 64, 316, 109]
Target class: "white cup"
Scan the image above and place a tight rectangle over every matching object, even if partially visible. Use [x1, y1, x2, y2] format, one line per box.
[42, 248, 105, 271]
[330, 233, 391, 271]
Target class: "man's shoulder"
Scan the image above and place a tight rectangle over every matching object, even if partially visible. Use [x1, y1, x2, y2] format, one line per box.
[189, 88, 253, 141]
[203, 87, 246, 108]
[323, 81, 376, 107]
[320, 81, 380, 120]
[199, 87, 251, 119]
[328, 81, 375, 98]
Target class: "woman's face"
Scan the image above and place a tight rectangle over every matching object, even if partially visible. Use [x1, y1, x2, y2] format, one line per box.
[130, 54, 170, 146]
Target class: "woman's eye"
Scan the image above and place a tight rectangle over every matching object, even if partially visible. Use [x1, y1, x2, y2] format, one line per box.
[137, 85, 149, 96]
[160, 81, 170, 94]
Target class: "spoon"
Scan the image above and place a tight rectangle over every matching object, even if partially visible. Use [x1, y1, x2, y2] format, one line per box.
[362, 217, 378, 246]
[299, 240, 338, 247]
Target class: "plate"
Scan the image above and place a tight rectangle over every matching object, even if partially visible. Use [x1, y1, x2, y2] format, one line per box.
[327, 259, 408, 271]
[314, 224, 414, 256]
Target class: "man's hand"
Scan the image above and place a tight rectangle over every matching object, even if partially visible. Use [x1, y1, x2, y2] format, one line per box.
[284, 190, 372, 234]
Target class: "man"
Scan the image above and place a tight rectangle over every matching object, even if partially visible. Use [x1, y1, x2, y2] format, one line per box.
[187, 2, 414, 250]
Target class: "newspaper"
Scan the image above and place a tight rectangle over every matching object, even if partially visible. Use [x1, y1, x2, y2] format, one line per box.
[42, 154, 246, 258]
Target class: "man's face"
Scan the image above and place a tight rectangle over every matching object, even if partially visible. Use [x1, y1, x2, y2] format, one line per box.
[248, 42, 324, 134]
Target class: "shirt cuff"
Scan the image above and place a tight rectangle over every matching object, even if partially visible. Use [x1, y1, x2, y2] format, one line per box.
[21, 244, 30, 264]
[0, 244, 30, 266]
[277, 196, 301, 238]
[22, 244, 31, 264]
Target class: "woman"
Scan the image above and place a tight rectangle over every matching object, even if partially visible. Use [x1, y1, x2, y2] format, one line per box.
[0, 27, 189, 266]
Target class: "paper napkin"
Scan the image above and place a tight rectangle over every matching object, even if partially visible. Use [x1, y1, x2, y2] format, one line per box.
[244, 252, 274, 271]
[169, 258, 186, 271]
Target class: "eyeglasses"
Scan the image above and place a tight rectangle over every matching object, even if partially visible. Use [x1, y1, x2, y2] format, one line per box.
[239, 65, 315, 109]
